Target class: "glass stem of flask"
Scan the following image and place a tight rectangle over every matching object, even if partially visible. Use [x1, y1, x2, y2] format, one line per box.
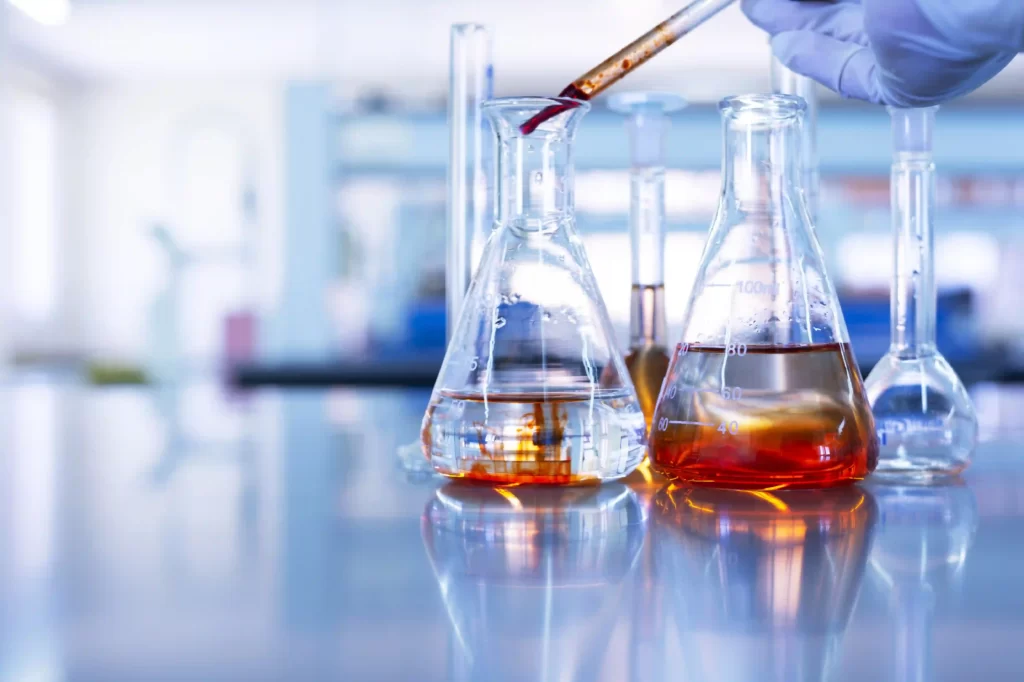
[630, 165, 667, 348]
[722, 112, 803, 341]
[494, 132, 574, 228]
[890, 152, 937, 359]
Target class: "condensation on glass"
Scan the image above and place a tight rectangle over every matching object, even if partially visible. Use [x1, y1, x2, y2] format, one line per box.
[649, 94, 878, 489]
[423, 97, 646, 485]
[864, 107, 978, 479]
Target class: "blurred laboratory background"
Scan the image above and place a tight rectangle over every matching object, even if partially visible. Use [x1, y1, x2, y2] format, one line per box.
[4, 2, 1024, 681]
[2, 0, 1023, 385]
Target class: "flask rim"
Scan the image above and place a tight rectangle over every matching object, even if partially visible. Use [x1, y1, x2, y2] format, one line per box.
[719, 93, 806, 120]
[483, 96, 591, 114]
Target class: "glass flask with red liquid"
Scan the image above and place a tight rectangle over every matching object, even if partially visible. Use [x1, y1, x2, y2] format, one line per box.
[422, 97, 646, 485]
[648, 94, 878, 490]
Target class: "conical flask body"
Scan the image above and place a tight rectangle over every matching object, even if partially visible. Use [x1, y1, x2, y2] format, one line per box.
[650, 95, 878, 489]
[423, 98, 646, 484]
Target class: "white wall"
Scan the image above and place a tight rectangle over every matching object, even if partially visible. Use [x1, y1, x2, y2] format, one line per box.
[65, 81, 285, 363]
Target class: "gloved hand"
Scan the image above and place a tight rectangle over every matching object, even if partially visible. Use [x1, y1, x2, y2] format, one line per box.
[742, 0, 1024, 106]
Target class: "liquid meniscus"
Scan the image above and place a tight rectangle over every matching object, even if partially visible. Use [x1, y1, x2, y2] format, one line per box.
[423, 389, 646, 485]
[649, 343, 878, 489]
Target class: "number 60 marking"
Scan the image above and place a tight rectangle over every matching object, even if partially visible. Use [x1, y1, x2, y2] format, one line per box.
[658, 417, 669, 432]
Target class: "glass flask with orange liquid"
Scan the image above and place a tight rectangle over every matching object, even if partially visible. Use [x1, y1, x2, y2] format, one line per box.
[608, 92, 687, 432]
[422, 97, 646, 484]
[648, 95, 878, 489]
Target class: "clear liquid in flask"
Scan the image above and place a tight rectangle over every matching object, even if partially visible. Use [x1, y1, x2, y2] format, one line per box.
[424, 389, 646, 485]
[650, 343, 878, 489]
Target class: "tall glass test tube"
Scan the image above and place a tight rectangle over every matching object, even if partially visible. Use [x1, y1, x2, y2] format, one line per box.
[771, 57, 818, 219]
[609, 92, 687, 431]
[447, 24, 493, 341]
[864, 107, 978, 479]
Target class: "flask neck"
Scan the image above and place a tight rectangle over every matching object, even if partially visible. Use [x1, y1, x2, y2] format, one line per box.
[494, 132, 576, 227]
[890, 153, 937, 356]
[721, 118, 802, 213]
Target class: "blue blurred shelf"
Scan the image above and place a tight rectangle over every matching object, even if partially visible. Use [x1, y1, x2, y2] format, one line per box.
[336, 105, 1024, 176]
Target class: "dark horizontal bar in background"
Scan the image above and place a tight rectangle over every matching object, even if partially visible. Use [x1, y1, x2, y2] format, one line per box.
[231, 349, 1010, 389]
[232, 358, 443, 388]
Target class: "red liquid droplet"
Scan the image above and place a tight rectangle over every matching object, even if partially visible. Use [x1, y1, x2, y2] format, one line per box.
[519, 85, 590, 136]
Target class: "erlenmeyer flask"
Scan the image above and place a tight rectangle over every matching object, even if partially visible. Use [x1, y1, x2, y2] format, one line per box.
[649, 94, 878, 489]
[422, 97, 646, 485]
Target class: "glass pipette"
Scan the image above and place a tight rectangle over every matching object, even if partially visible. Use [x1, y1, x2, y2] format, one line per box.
[520, 0, 737, 135]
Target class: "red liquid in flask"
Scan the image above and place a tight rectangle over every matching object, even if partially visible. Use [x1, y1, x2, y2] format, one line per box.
[649, 343, 879, 490]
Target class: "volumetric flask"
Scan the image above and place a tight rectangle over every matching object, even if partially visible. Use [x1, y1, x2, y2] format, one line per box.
[609, 92, 686, 433]
[864, 107, 978, 479]
[422, 97, 646, 485]
[649, 94, 878, 490]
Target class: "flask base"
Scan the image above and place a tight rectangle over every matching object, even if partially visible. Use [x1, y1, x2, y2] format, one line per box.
[422, 389, 646, 485]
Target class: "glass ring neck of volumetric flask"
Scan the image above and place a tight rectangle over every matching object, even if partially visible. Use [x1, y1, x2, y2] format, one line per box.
[421, 97, 646, 485]
[609, 91, 687, 434]
[864, 106, 977, 480]
[649, 94, 879, 490]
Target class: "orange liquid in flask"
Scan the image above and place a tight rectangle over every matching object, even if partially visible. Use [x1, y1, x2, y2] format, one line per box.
[649, 343, 878, 489]
[423, 390, 646, 485]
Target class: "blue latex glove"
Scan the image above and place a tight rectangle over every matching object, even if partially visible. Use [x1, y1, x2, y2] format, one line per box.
[742, 0, 1024, 106]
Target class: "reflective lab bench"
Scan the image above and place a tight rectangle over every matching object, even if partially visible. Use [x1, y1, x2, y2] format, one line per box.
[2, 378, 1023, 681]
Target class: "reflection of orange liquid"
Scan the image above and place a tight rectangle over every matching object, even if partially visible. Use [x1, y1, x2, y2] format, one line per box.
[650, 343, 878, 490]
[653, 486, 875, 631]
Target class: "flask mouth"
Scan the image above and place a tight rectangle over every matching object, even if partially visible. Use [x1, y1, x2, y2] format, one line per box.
[485, 97, 590, 137]
[720, 94, 805, 124]
[484, 96, 591, 113]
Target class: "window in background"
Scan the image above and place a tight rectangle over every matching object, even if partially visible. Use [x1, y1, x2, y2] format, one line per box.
[11, 89, 59, 326]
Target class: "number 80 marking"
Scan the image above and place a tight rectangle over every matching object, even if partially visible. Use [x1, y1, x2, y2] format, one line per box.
[726, 343, 747, 356]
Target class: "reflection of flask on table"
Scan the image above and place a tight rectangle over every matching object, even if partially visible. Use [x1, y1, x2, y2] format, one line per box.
[423, 97, 646, 485]
[609, 92, 686, 433]
[653, 486, 876, 682]
[649, 95, 878, 489]
[422, 484, 645, 682]
[864, 107, 978, 479]
[866, 482, 977, 682]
